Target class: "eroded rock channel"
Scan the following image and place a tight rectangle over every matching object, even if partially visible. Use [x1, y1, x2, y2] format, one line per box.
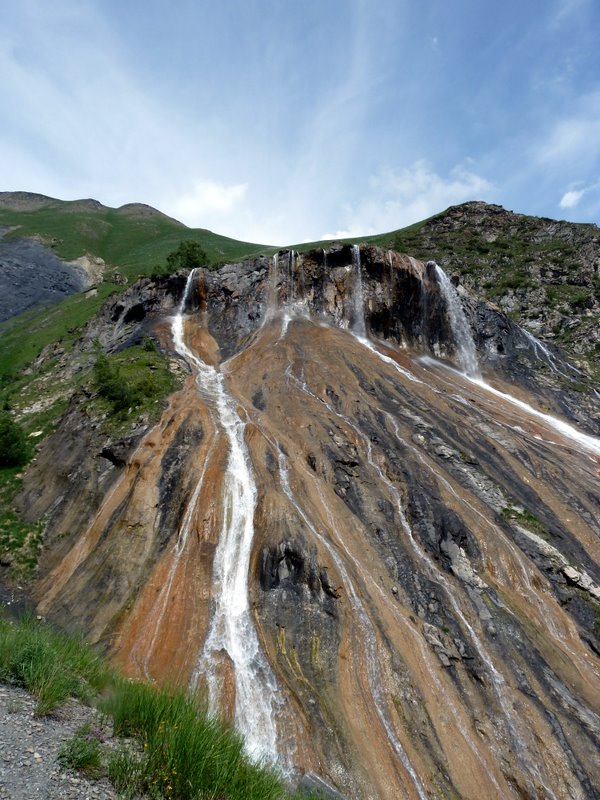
[21, 245, 600, 799]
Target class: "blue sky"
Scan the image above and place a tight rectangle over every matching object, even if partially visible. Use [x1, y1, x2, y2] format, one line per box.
[1, 0, 599, 245]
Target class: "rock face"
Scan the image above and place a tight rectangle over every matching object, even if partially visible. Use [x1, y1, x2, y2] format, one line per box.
[0, 227, 90, 322]
[389, 201, 600, 369]
[24, 245, 600, 800]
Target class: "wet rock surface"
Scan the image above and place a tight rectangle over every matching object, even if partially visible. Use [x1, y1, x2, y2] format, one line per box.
[19, 245, 600, 799]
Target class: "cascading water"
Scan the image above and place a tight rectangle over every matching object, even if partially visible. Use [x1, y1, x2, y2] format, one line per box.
[351, 244, 367, 338]
[173, 270, 283, 766]
[519, 326, 582, 378]
[420, 356, 600, 458]
[434, 264, 481, 378]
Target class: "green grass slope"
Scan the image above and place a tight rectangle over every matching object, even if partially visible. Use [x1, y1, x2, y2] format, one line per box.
[0, 194, 276, 283]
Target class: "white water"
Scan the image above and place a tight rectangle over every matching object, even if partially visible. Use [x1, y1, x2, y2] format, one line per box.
[276, 250, 310, 339]
[173, 270, 282, 765]
[519, 327, 583, 378]
[434, 264, 480, 378]
[351, 245, 367, 338]
[420, 356, 600, 458]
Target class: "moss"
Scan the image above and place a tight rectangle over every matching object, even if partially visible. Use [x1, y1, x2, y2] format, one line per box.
[501, 506, 548, 538]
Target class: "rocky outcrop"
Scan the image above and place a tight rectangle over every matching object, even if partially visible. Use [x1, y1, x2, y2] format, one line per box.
[389, 201, 600, 369]
[24, 245, 600, 799]
[0, 228, 90, 322]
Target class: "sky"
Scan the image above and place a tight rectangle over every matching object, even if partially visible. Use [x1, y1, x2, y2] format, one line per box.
[1, 0, 599, 245]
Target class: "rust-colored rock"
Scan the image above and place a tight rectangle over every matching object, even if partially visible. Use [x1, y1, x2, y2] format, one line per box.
[29, 246, 600, 799]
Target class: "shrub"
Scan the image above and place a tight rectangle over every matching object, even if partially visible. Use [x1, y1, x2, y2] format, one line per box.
[93, 353, 137, 413]
[0, 412, 30, 467]
[57, 724, 103, 775]
[166, 240, 209, 272]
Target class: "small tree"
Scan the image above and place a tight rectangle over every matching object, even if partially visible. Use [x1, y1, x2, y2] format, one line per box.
[166, 240, 209, 272]
[0, 412, 30, 467]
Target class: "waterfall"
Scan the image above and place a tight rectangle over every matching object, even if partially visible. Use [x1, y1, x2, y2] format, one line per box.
[434, 264, 480, 378]
[172, 270, 282, 765]
[519, 327, 582, 378]
[420, 355, 600, 458]
[351, 245, 367, 338]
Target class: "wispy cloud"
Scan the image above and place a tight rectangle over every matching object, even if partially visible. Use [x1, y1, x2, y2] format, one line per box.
[537, 108, 600, 166]
[559, 188, 585, 209]
[322, 161, 492, 239]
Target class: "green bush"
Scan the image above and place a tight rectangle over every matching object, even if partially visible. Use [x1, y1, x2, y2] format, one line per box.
[166, 240, 209, 272]
[93, 345, 178, 421]
[0, 412, 30, 467]
[93, 353, 137, 413]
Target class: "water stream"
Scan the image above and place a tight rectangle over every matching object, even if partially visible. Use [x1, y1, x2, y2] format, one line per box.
[434, 264, 480, 378]
[172, 270, 283, 765]
[351, 245, 367, 338]
[519, 327, 583, 378]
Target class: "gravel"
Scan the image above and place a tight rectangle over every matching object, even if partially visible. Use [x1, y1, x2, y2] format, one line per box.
[0, 684, 117, 800]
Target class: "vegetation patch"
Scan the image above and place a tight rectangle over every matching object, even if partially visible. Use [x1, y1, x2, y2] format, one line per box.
[501, 506, 548, 538]
[91, 341, 180, 428]
[57, 722, 105, 776]
[0, 614, 324, 799]
[0, 613, 111, 715]
[0, 468, 42, 579]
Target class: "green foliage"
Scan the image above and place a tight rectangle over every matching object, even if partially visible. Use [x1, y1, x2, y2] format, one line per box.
[0, 468, 42, 579]
[0, 613, 112, 715]
[501, 506, 548, 538]
[166, 239, 209, 272]
[100, 680, 296, 800]
[0, 413, 30, 467]
[93, 344, 177, 421]
[57, 723, 104, 775]
[106, 745, 144, 797]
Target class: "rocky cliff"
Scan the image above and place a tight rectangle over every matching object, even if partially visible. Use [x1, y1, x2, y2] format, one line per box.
[388, 202, 600, 374]
[18, 245, 600, 799]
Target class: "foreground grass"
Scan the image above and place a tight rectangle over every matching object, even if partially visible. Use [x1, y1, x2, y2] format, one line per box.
[0, 613, 323, 799]
[0, 613, 111, 715]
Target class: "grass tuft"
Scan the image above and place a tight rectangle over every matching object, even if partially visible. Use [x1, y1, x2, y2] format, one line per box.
[0, 614, 325, 799]
[0, 612, 112, 714]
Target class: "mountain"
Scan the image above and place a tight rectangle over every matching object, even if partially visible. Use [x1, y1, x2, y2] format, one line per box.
[4, 235, 598, 799]
[364, 201, 600, 376]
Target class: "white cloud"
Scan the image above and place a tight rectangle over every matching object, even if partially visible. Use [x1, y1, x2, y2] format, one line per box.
[169, 181, 249, 226]
[536, 95, 600, 166]
[550, 0, 591, 26]
[322, 160, 492, 239]
[559, 188, 585, 208]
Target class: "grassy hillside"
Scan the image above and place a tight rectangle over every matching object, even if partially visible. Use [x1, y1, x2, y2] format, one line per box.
[0, 193, 277, 394]
[0, 195, 276, 283]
